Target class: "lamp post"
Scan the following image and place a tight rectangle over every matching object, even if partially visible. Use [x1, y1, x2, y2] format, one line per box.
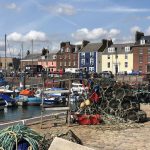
[115, 48, 118, 80]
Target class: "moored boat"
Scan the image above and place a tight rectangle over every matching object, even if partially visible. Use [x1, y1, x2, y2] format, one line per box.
[0, 93, 17, 107]
[18, 89, 42, 106]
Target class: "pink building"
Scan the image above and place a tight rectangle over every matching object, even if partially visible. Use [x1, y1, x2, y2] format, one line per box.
[38, 53, 57, 72]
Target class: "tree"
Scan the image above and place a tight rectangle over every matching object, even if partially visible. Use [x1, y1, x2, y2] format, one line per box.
[41, 48, 49, 56]
[26, 50, 30, 56]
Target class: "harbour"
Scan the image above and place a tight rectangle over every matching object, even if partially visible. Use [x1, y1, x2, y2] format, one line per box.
[0, 106, 42, 122]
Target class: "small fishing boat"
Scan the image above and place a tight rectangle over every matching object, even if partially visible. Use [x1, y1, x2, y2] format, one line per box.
[0, 88, 18, 107]
[0, 93, 17, 107]
[43, 95, 67, 107]
[18, 89, 42, 106]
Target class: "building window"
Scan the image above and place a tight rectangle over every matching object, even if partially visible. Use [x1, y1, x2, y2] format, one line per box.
[60, 62, 62, 66]
[108, 55, 110, 59]
[125, 46, 130, 52]
[73, 61, 76, 66]
[140, 39, 145, 45]
[81, 59, 85, 65]
[90, 52, 94, 58]
[68, 54, 70, 59]
[139, 48, 143, 54]
[64, 62, 66, 66]
[108, 47, 115, 53]
[107, 62, 110, 68]
[89, 67, 94, 72]
[53, 55, 56, 59]
[75, 46, 78, 52]
[125, 62, 128, 68]
[64, 55, 66, 59]
[61, 47, 64, 52]
[115, 55, 118, 59]
[148, 48, 150, 54]
[148, 56, 150, 62]
[139, 66, 142, 71]
[81, 52, 85, 58]
[60, 55, 62, 59]
[139, 55, 143, 63]
[125, 54, 128, 59]
[66, 47, 70, 52]
[90, 58, 94, 66]
[69, 62, 71, 66]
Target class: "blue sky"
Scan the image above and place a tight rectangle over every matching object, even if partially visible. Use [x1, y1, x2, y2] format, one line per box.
[0, 0, 150, 56]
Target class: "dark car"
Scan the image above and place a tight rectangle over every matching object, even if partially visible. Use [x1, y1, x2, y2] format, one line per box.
[100, 71, 114, 78]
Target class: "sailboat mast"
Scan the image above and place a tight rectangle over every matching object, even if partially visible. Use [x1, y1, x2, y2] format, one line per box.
[5, 34, 7, 72]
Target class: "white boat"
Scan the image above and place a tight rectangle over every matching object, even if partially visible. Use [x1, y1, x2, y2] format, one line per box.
[71, 82, 85, 94]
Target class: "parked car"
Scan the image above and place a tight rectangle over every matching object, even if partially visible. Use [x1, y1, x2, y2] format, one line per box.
[100, 71, 114, 78]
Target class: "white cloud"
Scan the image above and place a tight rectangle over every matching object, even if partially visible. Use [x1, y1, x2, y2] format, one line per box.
[24, 30, 47, 41]
[78, 6, 150, 13]
[146, 26, 150, 35]
[5, 3, 20, 11]
[146, 16, 150, 20]
[130, 26, 141, 34]
[109, 29, 120, 37]
[72, 27, 120, 41]
[7, 30, 47, 42]
[48, 3, 75, 16]
[7, 32, 23, 41]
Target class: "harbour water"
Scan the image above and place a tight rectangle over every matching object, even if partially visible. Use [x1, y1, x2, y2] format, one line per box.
[0, 106, 44, 123]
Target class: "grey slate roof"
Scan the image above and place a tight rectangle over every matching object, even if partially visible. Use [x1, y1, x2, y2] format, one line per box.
[23, 53, 41, 60]
[47, 53, 57, 60]
[135, 35, 150, 45]
[80, 43, 102, 52]
[103, 43, 134, 54]
[141, 35, 150, 40]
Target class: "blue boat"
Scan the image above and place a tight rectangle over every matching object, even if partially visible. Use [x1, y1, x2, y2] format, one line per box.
[43, 95, 67, 107]
[27, 96, 42, 106]
[43, 96, 59, 105]
[0, 93, 17, 107]
[16, 95, 42, 106]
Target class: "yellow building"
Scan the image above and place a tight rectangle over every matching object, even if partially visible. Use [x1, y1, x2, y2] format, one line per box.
[102, 43, 134, 75]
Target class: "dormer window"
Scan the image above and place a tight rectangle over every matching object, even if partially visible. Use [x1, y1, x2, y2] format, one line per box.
[75, 46, 78, 52]
[125, 46, 130, 52]
[41, 56, 45, 60]
[66, 47, 70, 52]
[61, 47, 64, 52]
[140, 39, 145, 45]
[108, 47, 115, 53]
[53, 55, 56, 59]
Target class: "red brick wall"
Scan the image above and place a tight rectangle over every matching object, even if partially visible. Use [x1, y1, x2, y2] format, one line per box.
[133, 46, 149, 74]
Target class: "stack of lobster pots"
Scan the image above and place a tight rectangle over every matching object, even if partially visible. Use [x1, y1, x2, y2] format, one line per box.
[74, 78, 147, 125]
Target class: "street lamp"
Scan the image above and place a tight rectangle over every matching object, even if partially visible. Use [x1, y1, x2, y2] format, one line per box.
[115, 47, 118, 79]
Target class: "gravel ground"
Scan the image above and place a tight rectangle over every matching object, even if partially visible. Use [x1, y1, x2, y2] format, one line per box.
[29, 104, 150, 150]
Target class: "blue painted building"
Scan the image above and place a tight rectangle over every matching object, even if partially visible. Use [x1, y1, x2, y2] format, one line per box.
[79, 40, 112, 73]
